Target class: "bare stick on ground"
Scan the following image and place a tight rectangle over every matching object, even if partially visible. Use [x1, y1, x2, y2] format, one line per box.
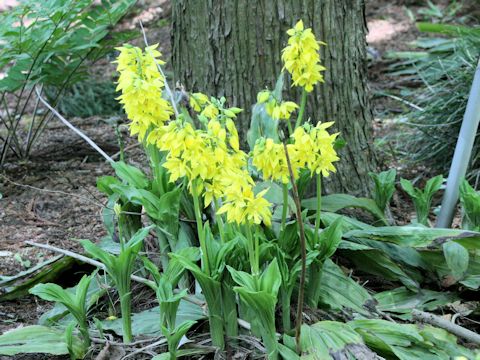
[412, 309, 480, 345]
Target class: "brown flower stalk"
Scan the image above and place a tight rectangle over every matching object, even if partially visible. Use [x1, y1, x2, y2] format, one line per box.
[282, 141, 306, 354]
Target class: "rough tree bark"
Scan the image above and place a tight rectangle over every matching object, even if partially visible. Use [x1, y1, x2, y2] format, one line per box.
[171, 0, 377, 195]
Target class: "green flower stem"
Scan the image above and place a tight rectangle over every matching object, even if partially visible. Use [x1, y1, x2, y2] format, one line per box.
[115, 125, 125, 162]
[222, 279, 238, 339]
[120, 292, 132, 343]
[281, 289, 291, 332]
[263, 323, 279, 360]
[192, 183, 210, 276]
[214, 198, 226, 243]
[294, 89, 308, 129]
[281, 183, 288, 232]
[148, 145, 166, 195]
[314, 173, 322, 243]
[78, 319, 91, 347]
[118, 218, 125, 253]
[254, 227, 260, 275]
[245, 224, 258, 276]
[287, 118, 294, 135]
[307, 174, 323, 308]
[306, 261, 322, 307]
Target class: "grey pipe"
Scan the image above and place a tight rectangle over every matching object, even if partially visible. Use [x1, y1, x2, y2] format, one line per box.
[436, 58, 480, 228]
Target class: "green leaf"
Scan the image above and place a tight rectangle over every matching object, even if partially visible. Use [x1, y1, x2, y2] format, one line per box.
[112, 161, 149, 189]
[101, 301, 205, 337]
[344, 226, 480, 249]
[350, 319, 474, 359]
[316, 259, 374, 316]
[375, 287, 458, 318]
[96, 175, 121, 195]
[303, 194, 387, 224]
[247, 103, 279, 151]
[442, 241, 469, 280]
[0, 257, 78, 301]
[300, 321, 373, 359]
[369, 169, 396, 212]
[0, 326, 84, 357]
[341, 244, 420, 291]
[460, 275, 480, 289]
[317, 217, 343, 260]
[459, 179, 480, 231]
[400, 176, 443, 225]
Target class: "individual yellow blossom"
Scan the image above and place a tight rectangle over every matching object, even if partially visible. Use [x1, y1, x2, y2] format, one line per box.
[189, 92, 209, 112]
[256, 90, 298, 120]
[201, 103, 219, 120]
[282, 20, 326, 92]
[114, 44, 173, 141]
[257, 90, 271, 104]
[265, 99, 298, 120]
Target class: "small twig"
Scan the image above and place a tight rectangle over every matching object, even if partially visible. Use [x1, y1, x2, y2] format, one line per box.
[111, 143, 142, 160]
[283, 141, 306, 353]
[121, 338, 167, 360]
[379, 92, 425, 112]
[0, 173, 106, 209]
[35, 87, 114, 163]
[94, 342, 111, 360]
[412, 309, 480, 345]
[92, 336, 161, 346]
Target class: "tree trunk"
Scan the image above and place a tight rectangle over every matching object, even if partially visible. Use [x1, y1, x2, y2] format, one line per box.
[172, 0, 376, 195]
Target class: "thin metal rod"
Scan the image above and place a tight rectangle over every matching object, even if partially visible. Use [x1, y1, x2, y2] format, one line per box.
[138, 21, 179, 118]
[436, 58, 480, 228]
[35, 87, 114, 163]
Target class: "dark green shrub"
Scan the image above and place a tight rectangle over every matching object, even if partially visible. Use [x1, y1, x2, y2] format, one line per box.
[0, 0, 136, 165]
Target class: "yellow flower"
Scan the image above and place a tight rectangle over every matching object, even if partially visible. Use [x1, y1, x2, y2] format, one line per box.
[189, 92, 209, 112]
[156, 116, 252, 209]
[218, 186, 272, 227]
[282, 20, 326, 92]
[265, 99, 298, 120]
[291, 122, 340, 177]
[114, 44, 173, 141]
[252, 138, 300, 184]
[201, 103, 219, 120]
[257, 90, 271, 103]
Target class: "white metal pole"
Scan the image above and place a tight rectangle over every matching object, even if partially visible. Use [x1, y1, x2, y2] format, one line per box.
[436, 58, 480, 228]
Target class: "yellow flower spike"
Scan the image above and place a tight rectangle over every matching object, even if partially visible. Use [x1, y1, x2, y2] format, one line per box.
[114, 44, 173, 141]
[290, 122, 340, 178]
[252, 137, 301, 184]
[282, 20, 326, 93]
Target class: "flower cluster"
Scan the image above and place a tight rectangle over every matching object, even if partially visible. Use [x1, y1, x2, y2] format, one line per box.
[218, 187, 272, 227]
[148, 114, 272, 226]
[115, 45, 173, 141]
[257, 90, 298, 120]
[291, 122, 339, 176]
[282, 20, 326, 92]
[252, 138, 298, 184]
[252, 122, 339, 183]
[190, 93, 243, 122]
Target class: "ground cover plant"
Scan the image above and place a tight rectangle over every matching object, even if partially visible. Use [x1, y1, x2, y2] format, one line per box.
[1, 16, 480, 360]
[386, 20, 480, 179]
